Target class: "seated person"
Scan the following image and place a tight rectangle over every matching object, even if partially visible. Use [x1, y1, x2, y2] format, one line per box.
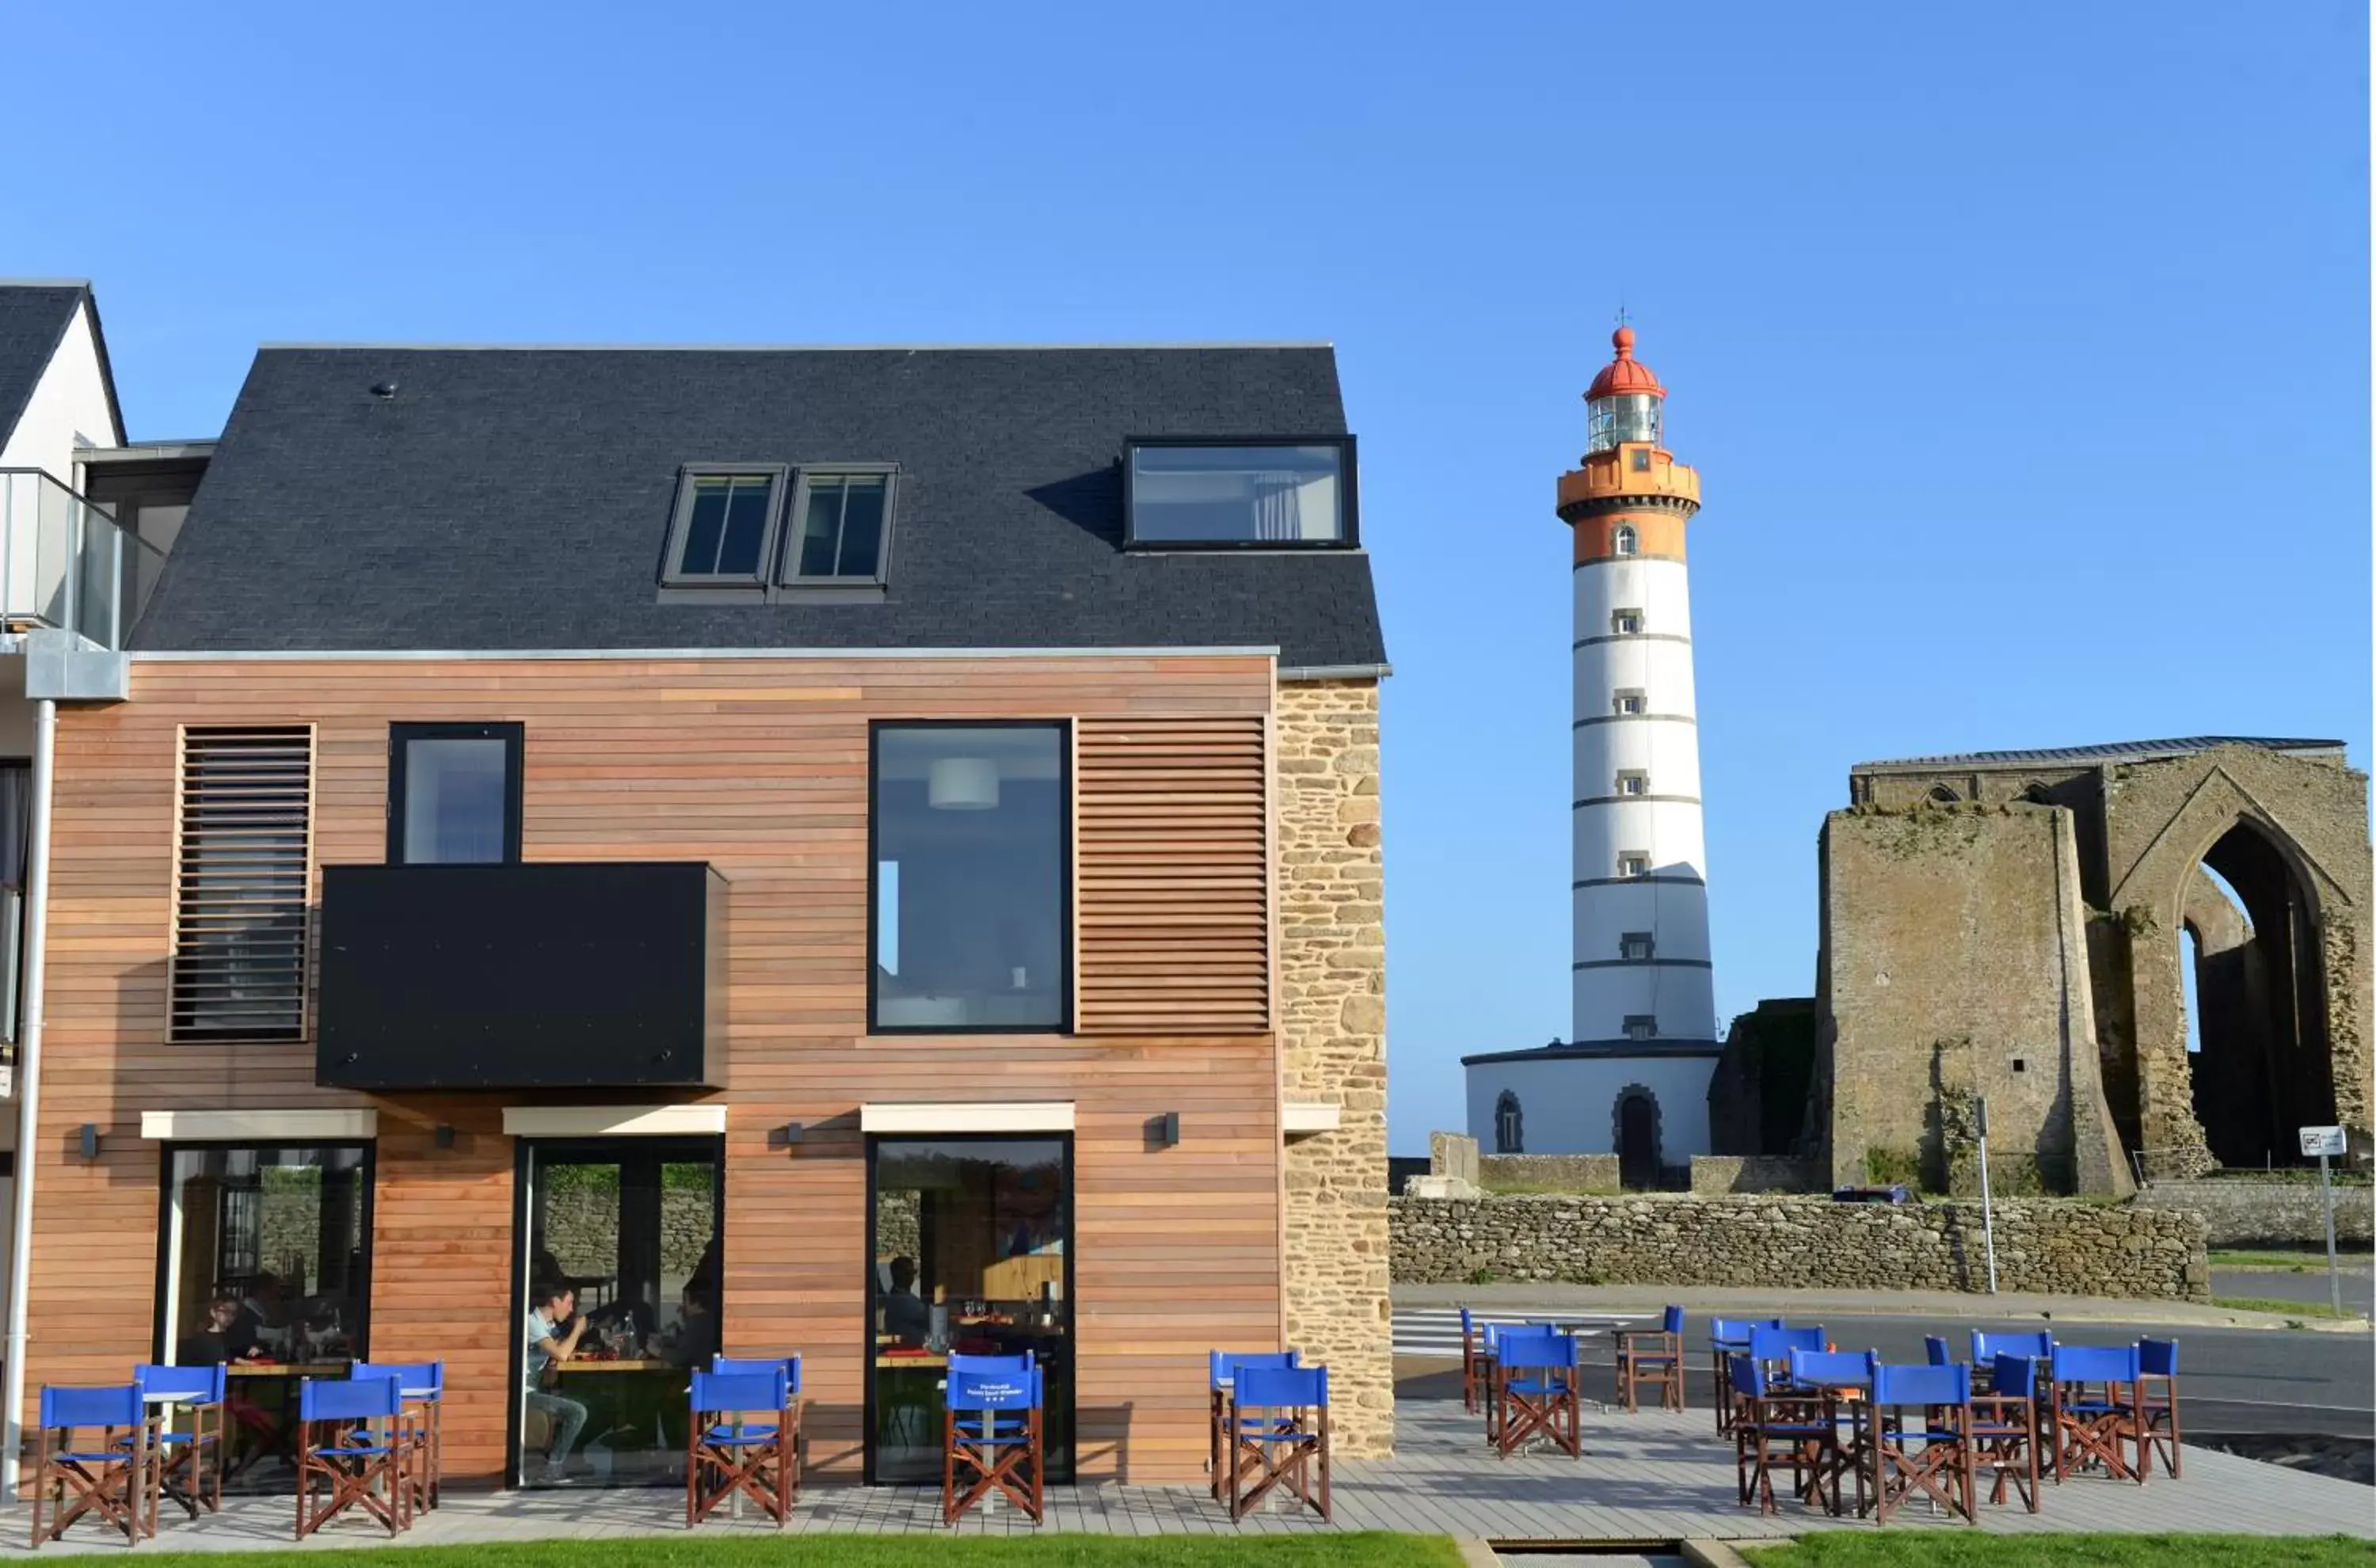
[653, 1285, 721, 1368]
[179, 1293, 265, 1365]
[524, 1283, 592, 1485]
[881, 1256, 931, 1348]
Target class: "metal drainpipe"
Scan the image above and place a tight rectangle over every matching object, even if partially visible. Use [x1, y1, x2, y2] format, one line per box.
[2, 696, 58, 1495]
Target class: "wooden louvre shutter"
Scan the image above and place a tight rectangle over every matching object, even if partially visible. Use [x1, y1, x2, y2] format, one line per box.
[1076, 717, 1269, 1034]
[169, 726, 314, 1042]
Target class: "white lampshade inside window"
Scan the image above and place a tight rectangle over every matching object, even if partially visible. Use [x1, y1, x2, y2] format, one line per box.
[927, 756, 1000, 810]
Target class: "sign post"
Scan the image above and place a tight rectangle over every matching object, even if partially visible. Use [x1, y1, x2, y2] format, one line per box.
[1975, 1095, 1997, 1294]
[2300, 1125, 2347, 1317]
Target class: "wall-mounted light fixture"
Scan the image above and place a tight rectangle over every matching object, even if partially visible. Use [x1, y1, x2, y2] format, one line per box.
[1153, 1112, 1180, 1149]
[770, 1121, 805, 1154]
[434, 1125, 456, 1150]
[76, 1123, 100, 1161]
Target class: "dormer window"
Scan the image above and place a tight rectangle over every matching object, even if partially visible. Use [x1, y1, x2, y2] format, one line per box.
[664, 469, 784, 584]
[788, 469, 896, 585]
[1124, 437, 1356, 547]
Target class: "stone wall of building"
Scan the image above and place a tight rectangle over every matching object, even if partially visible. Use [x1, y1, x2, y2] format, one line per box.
[1478, 1154, 1620, 1192]
[1820, 803, 2131, 1197]
[1390, 1194, 2207, 1299]
[2134, 1179, 2375, 1247]
[1689, 1155, 1825, 1194]
[1275, 679, 1392, 1456]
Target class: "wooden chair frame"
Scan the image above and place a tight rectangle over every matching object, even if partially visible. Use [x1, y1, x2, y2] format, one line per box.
[686, 1369, 797, 1530]
[1729, 1355, 1853, 1517]
[1968, 1389, 2041, 1512]
[1867, 1399, 1977, 1525]
[1208, 1351, 1296, 1499]
[1224, 1372, 1331, 1522]
[2047, 1349, 2145, 1486]
[2138, 1339, 2181, 1480]
[294, 1410, 412, 1539]
[29, 1391, 158, 1549]
[1616, 1308, 1685, 1414]
[1491, 1339, 1582, 1460]
[942, 1370, 1045, 1527]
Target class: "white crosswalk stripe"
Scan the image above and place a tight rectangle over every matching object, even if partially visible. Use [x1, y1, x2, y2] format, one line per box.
[1392, 1307, 1655, 1358]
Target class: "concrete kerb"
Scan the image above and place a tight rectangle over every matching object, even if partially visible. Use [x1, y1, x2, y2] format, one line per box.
[1395, 1282, 2373, 1334]
[1679, 1543, 1761, 1568]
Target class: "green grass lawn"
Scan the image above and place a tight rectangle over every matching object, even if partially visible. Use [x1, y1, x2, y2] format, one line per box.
[2209, 1247, 2374, 1271]
[2207, 1294, 2365, 1322]
[95, 1537, 1460, 1568]
[1741, 1532, 2376, 1567]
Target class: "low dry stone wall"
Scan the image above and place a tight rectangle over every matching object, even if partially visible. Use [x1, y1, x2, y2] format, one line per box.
[1391, 1194, 2208, 1300]
[1689, 1156, 1825, 1194]
[1480, 1154, 1619, 1192]
[2134, 1179, 2374, 1248]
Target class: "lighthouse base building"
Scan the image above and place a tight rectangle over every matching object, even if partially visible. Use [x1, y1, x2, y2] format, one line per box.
[1464, 325, 1720, 1184]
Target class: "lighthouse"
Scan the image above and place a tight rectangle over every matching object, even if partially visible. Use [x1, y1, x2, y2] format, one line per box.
[1461, 326, 1720, 1178]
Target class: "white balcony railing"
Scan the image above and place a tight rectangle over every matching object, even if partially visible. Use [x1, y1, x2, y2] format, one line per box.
[0, 469, 164, 651]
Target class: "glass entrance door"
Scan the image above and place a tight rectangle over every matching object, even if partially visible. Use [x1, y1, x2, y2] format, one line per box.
[865, 1136, 1072, 1484]
[515, 1138, 720, 1487]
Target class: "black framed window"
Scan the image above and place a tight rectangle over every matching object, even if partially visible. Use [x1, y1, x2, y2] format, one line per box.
[1124, 436, 1357, 548]
[785, 469, 896, 585]
[870, 721, 1069, 1033]
[389, 722, 523, 864]
[661, 467, 787, 585]
[155, 1143, 372, 1369]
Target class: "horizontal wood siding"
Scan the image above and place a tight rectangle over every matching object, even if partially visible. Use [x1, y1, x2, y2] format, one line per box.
[1076, 717, 1270, 1037]
[25, 654, 1281, 1486]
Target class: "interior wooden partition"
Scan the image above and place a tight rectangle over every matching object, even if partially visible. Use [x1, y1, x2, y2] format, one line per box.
[21, 652, 1283, 1486]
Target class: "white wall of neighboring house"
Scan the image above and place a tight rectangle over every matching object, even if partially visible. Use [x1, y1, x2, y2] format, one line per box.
[1, 299, 120, 631]
[1464, 1052, 1716, 1162]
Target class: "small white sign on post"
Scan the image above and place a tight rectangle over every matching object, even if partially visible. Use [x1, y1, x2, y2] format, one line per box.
[2301, 1125, 2347, 1158]
[2300, 1125, 2349, 1316]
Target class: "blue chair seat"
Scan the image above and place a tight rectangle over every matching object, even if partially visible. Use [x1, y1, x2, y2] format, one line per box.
[700, 1425, 783, 1446]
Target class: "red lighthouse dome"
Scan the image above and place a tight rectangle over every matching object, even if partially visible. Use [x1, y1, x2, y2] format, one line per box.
[1586, 325, 1666, 401]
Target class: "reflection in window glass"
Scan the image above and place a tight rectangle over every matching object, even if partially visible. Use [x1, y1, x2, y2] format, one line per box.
[1129, 444, 1346, 543]
[791, 474, 890, 580]
[870, 1137, 1071, 1483]
[872, 725, 1066, 1030]
[399, 736, 512, 863]
[161, 1145, 368, 1370]
[674, 474, 775, 579]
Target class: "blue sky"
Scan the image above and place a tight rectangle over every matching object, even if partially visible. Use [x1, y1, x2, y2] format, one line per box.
[13, 2, 2367, 1152]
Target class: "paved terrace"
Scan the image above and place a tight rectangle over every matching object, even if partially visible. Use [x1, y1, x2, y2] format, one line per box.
[9, 1396, 2370, 1552]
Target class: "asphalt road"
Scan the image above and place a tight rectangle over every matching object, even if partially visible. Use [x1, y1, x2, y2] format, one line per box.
[1396, 1310, 2375, 1440]
[2213, 1263, 2376, 1317]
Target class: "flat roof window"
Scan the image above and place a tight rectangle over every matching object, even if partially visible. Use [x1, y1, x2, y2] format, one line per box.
[663, 468, 786, 584]
[786, 469, 896, 585]
[1125, 438, 1356, 548]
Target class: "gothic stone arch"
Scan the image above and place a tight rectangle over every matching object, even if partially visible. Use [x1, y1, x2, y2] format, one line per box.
[2104, 746, 2371, 1176]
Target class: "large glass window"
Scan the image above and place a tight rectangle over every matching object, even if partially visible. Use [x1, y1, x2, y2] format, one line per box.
[1125, 440, 1354, 546]
[871, 723, 1068, 1032]
[518, 1140, 721, 1489]
[868, 1136, 1072, 1484]
[160, 1145, 370, 1368]
[389, 722, 522, 864]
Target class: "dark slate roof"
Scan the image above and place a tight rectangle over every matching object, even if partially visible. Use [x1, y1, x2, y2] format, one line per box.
[1856, 736, 2347, 771]
[131, 344, 1387, 668]
[0, 284, 93, 452]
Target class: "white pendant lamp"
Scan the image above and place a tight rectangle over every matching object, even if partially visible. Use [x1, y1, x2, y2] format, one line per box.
[927, 756, 1000, 810]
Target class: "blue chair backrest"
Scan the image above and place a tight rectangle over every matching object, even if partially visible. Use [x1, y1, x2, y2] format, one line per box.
[302, 1374, 402, 1424]
[1726, 1352, 1769, 1399]
[1871, 1362, 1970, 1408]
[1790, 1349, 1876, 1387]
[713, 1355, 802, 1395]
[948, 1366, 1041, 1412]
[1749, 1326, 1825, 1362]
[1210, 1349, 1297, 1388]
[1991, 1353, 2039, 1399]
[1709, 1315, 1781, 1347]
[1924, 1335, 1951, 1366]
[1234, 1365, 1327, 1410]
[135, 1364, 226, 1403]
[2051, 1344, 2141, 1385]
[1972, 1330, 2053, 1364]
[1499, 1332, 1579, 1372]
[691, 1368, 790, 1415]
[1660, 1305, 1685, 1335]
[350, 1361, 443, 1399]
[949, 1351, 1034, 1376]
[40, 1383, 142, 1429]
[2139, 1338, 2178, 1377]
[1460, 1307, 1474, 1335]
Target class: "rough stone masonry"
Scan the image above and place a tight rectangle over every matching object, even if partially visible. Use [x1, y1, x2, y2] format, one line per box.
[1276, 679, 1393, 1456]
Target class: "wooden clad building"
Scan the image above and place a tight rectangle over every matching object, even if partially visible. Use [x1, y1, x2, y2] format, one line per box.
[13, 343, 1392, 1490]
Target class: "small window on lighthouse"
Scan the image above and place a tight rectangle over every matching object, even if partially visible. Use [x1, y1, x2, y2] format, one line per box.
[1618, 852, 1650, 879]
[1616, 771, 1648, 797]
[1624, 1015, 1657, 1041]
[1612, 609, 1643, 635]
[1630, 449, 1653, 473]
[1613, 691, 1646, 717]
[1620, 931, 1654, 961]
[1613, 524, 1638, 557]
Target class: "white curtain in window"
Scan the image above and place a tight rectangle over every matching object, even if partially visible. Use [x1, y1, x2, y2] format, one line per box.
[1251, 473, 1303, 541]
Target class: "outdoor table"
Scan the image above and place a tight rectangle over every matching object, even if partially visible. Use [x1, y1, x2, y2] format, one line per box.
[219, 1364, 349, 1490]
